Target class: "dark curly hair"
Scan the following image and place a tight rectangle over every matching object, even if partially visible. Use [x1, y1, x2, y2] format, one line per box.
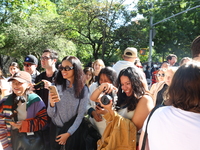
[97, 67, 117, 86]
[55, 56, 85, 99]
[169, 62, 200, 113]
[116, 67, 146, 111]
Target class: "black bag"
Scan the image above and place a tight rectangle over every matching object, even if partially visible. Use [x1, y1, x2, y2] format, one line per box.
[11, 129, 44, 150]
[54, 115, 101, 150]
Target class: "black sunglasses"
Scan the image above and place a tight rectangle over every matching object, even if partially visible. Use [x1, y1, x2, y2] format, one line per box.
[156, 73, 165, 77]
[23, 63, 32, 67]
[59, 65, 74, 71]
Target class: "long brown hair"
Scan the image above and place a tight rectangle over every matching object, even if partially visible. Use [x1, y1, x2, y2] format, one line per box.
[55, 56, 85, 98]
[169, 62, 200, 113]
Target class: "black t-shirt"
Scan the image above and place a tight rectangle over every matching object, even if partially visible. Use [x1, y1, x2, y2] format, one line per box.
[156, 84, 168, 106]
[34, 70, 58, 108]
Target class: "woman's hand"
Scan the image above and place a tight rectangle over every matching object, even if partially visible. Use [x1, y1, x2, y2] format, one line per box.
[10, 121, 22, 129]
[95, 105, 108, 115]
[56, 132, 71, 145]
[90, 83, 118, 102]
[99, 83, 118, 94]
[42, 80, 52, 89]
[91, 110, 103, 122]
[49, 92, 60, 107]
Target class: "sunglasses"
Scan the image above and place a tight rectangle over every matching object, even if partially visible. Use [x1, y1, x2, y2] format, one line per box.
[156, 73, 165, 77]
[40, 56, 52, 60]
[23, 63, 32, 67]
[59, 65, 74, 71]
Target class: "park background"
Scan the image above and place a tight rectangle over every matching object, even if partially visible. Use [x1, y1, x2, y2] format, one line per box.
[0, 0, 199, 75]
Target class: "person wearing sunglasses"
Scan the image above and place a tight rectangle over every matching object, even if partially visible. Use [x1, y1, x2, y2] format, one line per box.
[47, 56, 89, 150]
[34, 49, 58, 150]
[23, 55, 40, 83]
[150, 67, 178, 106]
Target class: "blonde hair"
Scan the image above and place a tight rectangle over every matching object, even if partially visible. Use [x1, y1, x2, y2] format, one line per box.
[92, 59, 105, 68]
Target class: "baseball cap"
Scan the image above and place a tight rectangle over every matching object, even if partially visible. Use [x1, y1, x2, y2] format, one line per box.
[123, 47, 137, 58]
[8, 71, 32, 83]
[24, 55, 38, 65]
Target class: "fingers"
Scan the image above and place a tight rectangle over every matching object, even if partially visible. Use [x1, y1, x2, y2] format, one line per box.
[92, 110, 103, 122]
[42, 80, 51, 89]
[55, 134, 67, 145]
[49, 93, 60, 103]
[102, 83, 115, 94]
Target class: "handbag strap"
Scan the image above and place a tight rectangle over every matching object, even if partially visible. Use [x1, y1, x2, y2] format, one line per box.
[141, 105, 162, 150]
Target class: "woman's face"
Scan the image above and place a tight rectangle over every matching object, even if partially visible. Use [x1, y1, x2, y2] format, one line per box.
[60, 60, 74, 81]
[99, 74, 111, 84]
[85, 71, 92, 81]
[120, 75, 132, 96]
[12, 79, 29, 96]
[156, 70, 165, 82]
[94, 62, 102, 72]
[164, 70, 174, 86]
[9, 66, 19, 76]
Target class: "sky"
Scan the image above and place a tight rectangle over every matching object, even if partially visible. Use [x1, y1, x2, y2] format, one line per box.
[124, 0, 144, 21]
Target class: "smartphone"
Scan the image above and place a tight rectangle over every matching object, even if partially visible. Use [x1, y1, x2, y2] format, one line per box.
[48, 85, 60, 101]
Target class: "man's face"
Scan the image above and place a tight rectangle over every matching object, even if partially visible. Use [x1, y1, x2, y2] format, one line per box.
[168, 57, 177, 66]
[23, 63, 37, 75]
[40, 52, 55, 69]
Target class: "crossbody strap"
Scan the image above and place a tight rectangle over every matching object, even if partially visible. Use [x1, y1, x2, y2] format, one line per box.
[141, 105, 162, 150]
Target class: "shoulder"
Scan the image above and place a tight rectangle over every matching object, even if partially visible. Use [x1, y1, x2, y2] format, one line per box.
[138, 94, 154, 107]
[27, 93, 42, 103]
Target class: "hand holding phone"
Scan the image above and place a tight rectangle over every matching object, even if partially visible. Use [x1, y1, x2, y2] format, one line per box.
[48, 86, 60, 107]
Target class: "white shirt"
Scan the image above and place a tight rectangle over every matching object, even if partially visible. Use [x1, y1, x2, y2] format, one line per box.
[143, 106, 200, 150]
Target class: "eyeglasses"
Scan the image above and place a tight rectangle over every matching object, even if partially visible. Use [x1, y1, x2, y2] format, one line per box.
[40, 56, 52, 60]
[156, 73, 165, 77]
[59, 65, 74, 71]
[23, 63, 32, 67]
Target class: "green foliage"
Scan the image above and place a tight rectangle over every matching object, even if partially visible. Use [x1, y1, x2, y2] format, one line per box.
[137, 0, 200, 62]
[1, 14, 76, 61]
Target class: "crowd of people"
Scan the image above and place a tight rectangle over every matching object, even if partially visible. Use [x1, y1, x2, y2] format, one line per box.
[0, 35, 200, 150]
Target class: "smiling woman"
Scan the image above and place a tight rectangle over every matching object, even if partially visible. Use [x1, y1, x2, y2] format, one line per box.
[0, 71, 47, 150]
[47, 56, 93, 150]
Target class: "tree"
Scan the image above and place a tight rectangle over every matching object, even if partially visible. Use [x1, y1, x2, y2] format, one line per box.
[137, 0, 200, 61]
[1, 15, 77, 61]
[46, 0, 140, 65]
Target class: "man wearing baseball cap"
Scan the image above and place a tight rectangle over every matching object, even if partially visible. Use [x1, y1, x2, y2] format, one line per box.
[113, 47, 148, 90]
[113, 47, 138, 76]
[23, 54, 40, 83]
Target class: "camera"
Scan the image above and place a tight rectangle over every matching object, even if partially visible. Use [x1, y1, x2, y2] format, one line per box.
[95, 94, 113, 108]
[34, 81, 44, 89]
[100, 94, 112, 105]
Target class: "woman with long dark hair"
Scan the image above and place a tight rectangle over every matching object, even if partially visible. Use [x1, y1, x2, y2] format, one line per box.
[47, 56, 89, 150]
[88, 67, 117, 135]
[90, 67, 153, 149]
